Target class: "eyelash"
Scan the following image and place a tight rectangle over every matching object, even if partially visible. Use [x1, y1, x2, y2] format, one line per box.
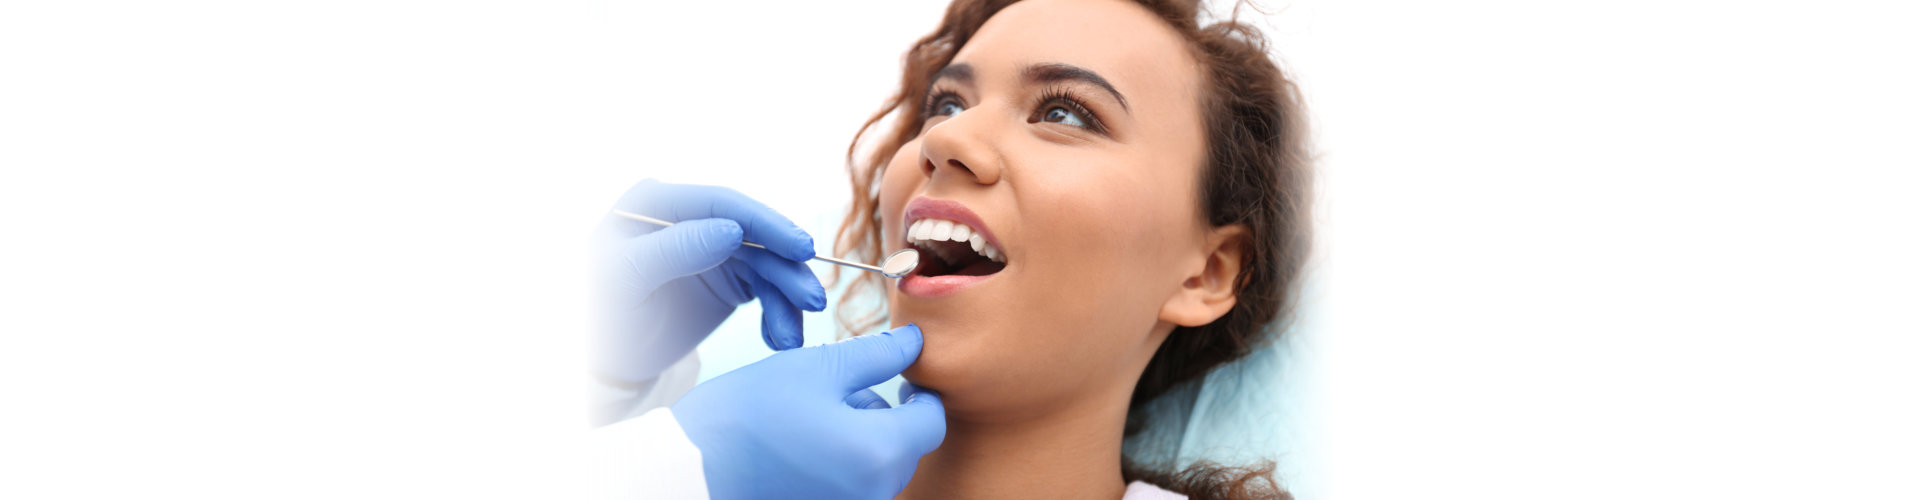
[1031, 85, 1108, 135]
[922, 85, 964, 119]
[919, 84, 1110, 136]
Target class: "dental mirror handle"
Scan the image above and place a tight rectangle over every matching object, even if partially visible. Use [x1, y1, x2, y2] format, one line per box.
[611, 209, 916, 278]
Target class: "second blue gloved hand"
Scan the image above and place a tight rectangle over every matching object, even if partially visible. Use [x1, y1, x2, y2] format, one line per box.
[593, 179, 828, 384]
[671, 324, 947, 500]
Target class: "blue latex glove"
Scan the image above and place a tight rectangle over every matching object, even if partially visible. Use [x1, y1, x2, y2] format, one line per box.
[593, 179, 827, 384]
[672, 324, 947, 500]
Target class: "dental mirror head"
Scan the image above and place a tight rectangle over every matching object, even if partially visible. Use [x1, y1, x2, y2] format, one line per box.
[881, 248, 921, 278]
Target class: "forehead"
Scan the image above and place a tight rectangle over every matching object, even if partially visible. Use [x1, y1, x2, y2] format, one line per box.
[952, 0, 1202, 107]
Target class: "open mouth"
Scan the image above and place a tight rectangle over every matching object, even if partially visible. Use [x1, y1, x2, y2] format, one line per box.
[906, 218, 1007, 278]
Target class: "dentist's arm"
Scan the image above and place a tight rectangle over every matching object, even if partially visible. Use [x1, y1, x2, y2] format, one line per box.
[588, 180, 945, 500]
[591, 179, 826, 424]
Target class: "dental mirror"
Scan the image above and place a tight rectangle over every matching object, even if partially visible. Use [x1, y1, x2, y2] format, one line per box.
[612, 209, 919, 279]
[878, 248, 921, 278]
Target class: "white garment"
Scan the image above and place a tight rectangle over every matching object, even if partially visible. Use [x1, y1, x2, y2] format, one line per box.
[591, 352, 707, 500]
[590, 352, 1187, 499]
[1123, 481, 1188, 500]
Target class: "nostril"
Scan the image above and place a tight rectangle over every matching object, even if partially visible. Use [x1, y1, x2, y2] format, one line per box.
[946, 159, 973, 177]
[922, 156, 976, 179]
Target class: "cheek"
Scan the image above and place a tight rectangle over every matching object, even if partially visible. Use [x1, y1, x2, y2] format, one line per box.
[1026, 163, 1195, 304]
[1023, 188, 1183, 331]
[1006, 161, 1197, 347]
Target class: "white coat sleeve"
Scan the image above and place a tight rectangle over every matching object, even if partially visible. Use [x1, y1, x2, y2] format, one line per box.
[590, 352, 708, 500]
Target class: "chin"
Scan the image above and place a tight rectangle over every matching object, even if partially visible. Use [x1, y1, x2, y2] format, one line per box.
[894, 315, 964, 388]
[885, 258, 1032, 417]
[891, 312, 998, 412]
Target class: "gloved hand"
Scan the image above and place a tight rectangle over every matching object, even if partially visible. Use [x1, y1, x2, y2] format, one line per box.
[672, 324, 947, 500]
[593, 179, 827, 384]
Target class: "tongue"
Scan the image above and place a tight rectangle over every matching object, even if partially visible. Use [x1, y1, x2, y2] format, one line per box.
[949, 259, 1003, 277]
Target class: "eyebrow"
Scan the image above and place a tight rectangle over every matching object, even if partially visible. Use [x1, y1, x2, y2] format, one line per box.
[924, 62, 1132, 114]
[1022, 62, 1129, 113]
[930, 63, 974, 88]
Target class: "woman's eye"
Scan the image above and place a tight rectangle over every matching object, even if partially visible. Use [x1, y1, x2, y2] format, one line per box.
[935, 100, 964, 117]
[1040, 105, 1087, 127]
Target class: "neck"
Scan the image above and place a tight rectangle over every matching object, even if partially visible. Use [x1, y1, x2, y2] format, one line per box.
[896, 385, 1134, 500]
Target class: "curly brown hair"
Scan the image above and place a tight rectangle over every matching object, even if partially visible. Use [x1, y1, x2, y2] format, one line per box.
[831, 1, 1311, 498]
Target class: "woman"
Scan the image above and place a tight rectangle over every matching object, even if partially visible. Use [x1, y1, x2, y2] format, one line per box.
[831, 0, 1312, 497]
[593, 0, 1309, 498]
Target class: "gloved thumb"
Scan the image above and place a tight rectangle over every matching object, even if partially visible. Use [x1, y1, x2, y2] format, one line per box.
[621, 218, 744, 295]
[887, 382, 947, 455]
[816, 324, 923, 394]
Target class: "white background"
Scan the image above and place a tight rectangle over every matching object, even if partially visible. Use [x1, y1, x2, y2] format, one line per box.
[3, 0, 1916, 498]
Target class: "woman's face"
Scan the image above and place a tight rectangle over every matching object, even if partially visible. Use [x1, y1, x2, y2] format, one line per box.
[878, 0, 1231, 419]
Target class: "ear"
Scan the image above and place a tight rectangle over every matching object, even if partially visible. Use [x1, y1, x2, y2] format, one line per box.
[1158, 224, 1248, 327]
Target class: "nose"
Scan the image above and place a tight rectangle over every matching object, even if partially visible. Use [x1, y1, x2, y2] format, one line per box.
[918, 112, 1003, 185]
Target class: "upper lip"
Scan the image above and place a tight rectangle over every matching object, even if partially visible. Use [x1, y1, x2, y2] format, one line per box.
[902, 197, 1005, 258]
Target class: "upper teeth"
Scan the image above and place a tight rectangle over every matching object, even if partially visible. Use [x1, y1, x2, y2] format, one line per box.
[907, 218, 1004, 263]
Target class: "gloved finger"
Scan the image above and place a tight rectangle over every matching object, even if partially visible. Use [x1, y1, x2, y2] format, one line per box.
[737, 261, 804, 351]
[617, 219, 744, 296]
[610, 179, 816, 262]
[817, 323, 923, 393]
[897, 380, 923, 404]
[844, 388, 892, 410]
[734, 246, 826, 312]
[885, 383, 947, 455]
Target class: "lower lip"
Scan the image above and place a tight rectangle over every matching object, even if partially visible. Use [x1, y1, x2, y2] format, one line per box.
[898, 272, 997, 298]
